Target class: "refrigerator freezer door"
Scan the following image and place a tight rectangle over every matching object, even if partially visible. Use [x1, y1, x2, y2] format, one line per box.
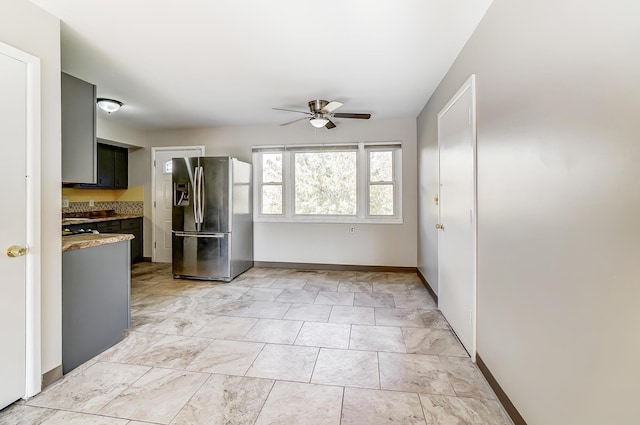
[199, 157, 231, 233]
[172, 232, 231, 281]
[172, 157, 200, 232]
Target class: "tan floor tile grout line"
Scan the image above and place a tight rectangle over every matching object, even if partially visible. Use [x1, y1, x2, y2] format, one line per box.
[376, 351, 382, 390]
[416, 390, 429, 424]
[250, 379, 277, 425]
[242, 343, 268, 378]
[338, 386, 346, 425]
[307, 346, 322, 385]
[166, 370, 213, 425]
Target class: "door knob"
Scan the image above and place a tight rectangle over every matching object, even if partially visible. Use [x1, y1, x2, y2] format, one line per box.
[6, 245, 27, 258]
[435, 223, 444, 230]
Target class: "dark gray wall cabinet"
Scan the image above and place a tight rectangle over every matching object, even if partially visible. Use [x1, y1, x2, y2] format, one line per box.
[114, 146, 128, 189]
[95, 143, 128, 189]
[61, 72, 97, 184]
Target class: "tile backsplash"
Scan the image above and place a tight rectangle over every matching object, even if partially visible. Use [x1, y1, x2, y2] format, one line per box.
[63, 201, 143, 215]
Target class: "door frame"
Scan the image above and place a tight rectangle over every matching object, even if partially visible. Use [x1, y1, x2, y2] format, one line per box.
[151, 146, 204, 262]
[0, 41, 42, 397]
[437, 74, 477, 360]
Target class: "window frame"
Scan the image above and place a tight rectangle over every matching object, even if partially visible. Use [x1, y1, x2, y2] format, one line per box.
[253, 142, 402, 224]
[257, 152, 284, 216]
[366, 147, 398, 218]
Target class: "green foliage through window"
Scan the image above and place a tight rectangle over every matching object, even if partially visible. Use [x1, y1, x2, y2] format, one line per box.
[295, 152, 357, 215]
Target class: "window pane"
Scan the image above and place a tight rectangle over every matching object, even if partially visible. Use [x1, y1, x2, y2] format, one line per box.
[263, 153, 282, 183]
[294, 151, 357, 215]
[369, 151, 393, 182]
[262, 185, 282, 214]
[369, 184, 394, 216]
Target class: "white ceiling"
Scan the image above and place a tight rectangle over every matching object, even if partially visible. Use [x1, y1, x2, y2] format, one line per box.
[31, 0, 493, 131]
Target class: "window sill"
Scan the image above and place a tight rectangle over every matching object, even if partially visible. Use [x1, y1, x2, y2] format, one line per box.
[254, 217, 404, 225]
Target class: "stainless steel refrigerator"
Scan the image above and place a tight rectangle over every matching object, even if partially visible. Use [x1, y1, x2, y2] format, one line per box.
[172, 156, 253, 281]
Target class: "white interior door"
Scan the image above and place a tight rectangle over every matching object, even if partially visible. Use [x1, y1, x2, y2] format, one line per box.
[437, 75, 477, 358]
[0, 47, 28, 409]
[152, 147, 204, 262]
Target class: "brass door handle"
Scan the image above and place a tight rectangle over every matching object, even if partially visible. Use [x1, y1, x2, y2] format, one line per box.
[435, 223, 444, 230]
[7, 245, 27, 258]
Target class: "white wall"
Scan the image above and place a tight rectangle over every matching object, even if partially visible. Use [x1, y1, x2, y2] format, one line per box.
[417, 0, 640, 424]
[97, 115, 148, 148]
[140, 118, 417, 266]
[0, 0, 61, 375]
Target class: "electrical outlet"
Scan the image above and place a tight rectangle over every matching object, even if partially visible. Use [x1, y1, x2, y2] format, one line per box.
[89, 199, 95, 207]
[349, 225, 355, 234]
[62, 198, 69, 208]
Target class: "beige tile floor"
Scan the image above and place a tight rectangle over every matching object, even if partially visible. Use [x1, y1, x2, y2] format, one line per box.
[0, 263, 511, 425]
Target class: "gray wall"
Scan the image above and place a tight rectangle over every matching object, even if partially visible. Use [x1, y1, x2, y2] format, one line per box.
[417, 0, 640, 424]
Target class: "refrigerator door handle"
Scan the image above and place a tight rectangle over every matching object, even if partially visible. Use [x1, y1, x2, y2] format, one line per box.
[196, 166, 204, 229]
[199, 166, 205, 226]
[173, 231, 225, 238]
[193, 166, 200, 229]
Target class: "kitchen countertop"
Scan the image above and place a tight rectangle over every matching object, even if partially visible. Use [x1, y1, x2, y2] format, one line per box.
[62, 233, 135, 252]
[62, 214, 143, 226]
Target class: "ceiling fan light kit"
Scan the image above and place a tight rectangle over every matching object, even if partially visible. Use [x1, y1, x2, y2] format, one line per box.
[97, 98, 123, 113]
[273, 99, 371, 129]
[310, 117, 329, 128]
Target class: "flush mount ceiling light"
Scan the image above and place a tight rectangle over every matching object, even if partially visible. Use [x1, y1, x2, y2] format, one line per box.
[97, 98, 123, 113]
[309, 117, 329, 128]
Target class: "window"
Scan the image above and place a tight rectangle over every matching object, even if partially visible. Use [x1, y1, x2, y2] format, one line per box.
[254, 142, 402, 223]
[261, 153, 283, 215]
[368, 150, 395, 216]
[163, 160, 173, 174]
[295, 150, 357, 215]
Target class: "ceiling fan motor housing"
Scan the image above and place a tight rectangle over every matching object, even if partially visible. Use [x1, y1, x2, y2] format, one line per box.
[308, 99, 329, 113]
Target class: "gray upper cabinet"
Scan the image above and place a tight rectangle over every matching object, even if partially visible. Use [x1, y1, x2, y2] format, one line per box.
[62, 72, 97, 184]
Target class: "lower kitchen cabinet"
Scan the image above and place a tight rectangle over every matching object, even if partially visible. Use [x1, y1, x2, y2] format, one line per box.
[67, 217, 143, 263]
[119, 218, 143, 263]
[62, 240, 130, 374]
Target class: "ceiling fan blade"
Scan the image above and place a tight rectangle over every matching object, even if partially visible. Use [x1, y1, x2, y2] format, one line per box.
[325, 119, 336, 129]
[280, 117, 309, 126]
[332, 112, 371, 119]
[321, 101, 343, 114]
[273, 107, 312, 115]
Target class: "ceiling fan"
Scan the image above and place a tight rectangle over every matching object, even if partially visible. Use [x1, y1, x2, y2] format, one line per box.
[273, 99, 371, 129]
